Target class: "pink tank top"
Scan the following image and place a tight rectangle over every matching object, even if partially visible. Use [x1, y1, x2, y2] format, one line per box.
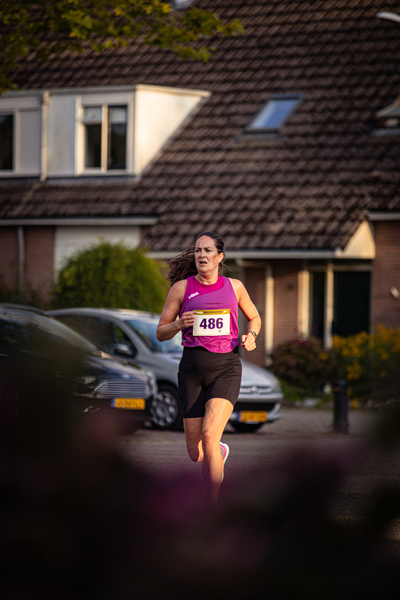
[180, 276, 239, 353]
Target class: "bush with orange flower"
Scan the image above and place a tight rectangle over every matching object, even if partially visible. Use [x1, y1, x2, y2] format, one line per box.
[331, 325, 400, 403]
[270, 337, 335, 394]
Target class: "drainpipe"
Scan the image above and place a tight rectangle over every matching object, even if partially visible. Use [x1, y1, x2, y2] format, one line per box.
[40, 91, 50, 182]
[18, 226, 25, 296]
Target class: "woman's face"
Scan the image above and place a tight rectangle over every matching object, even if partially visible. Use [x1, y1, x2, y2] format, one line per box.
[194, 235, 224, 277]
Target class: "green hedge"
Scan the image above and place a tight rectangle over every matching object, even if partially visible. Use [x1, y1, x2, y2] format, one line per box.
[52, 241, 168, 313]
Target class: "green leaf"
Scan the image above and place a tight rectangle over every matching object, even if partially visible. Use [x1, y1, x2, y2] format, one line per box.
[0, 0, 244, 94]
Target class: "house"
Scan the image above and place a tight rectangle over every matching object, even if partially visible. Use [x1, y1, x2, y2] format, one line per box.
[1, 0, 400, 368]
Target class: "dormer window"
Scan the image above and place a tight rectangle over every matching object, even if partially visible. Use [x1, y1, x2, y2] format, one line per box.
[83, 104, 127, 171]
[246, 95, 301, 133]
[0, 84, 210, 178]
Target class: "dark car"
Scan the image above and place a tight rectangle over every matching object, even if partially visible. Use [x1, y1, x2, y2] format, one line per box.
[0, 305, 157, 431]
[48, 307, 283, 432]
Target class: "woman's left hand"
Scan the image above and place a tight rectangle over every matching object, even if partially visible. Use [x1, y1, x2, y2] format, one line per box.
[241, 333, 257, 352]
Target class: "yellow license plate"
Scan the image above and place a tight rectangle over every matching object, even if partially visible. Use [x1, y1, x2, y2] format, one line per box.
[239, 411, 268, 423]
[112, 398, 146, 410]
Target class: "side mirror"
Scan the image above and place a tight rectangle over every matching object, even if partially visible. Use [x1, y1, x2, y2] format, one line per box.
[113, 343, 135, 357]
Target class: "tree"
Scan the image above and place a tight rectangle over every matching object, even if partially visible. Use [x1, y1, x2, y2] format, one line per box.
[52, 241, 168, 312]
[0, 0, 244, 94]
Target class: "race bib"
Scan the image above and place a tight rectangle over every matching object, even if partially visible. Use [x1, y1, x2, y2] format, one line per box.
[193, 309, 230, 336]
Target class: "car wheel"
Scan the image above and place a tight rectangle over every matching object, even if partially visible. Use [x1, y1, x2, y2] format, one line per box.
[151, 384, 182, 430]
[230, 422, 265, 433]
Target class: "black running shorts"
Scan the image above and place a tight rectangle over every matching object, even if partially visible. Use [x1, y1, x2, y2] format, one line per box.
[178, 346, 242, 419]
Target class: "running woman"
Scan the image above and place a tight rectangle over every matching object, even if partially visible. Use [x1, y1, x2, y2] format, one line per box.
[156, 232, 261, 504]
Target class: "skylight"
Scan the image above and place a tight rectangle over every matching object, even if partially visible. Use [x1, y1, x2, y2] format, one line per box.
[246, 95, 301, 132]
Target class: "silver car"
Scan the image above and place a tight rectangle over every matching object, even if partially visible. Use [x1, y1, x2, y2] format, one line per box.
[48, 308, 283, 432]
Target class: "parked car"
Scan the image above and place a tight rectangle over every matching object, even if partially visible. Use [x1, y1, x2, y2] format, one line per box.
[0, 304, 157, 431]
[48, 308, 283, 432]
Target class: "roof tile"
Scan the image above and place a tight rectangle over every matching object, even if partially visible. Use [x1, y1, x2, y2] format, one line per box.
[1, 0, 400, 251]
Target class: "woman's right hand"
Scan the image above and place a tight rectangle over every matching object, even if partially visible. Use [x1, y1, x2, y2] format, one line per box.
[180, 311, 195, 329]
[156, 280, 187, 341]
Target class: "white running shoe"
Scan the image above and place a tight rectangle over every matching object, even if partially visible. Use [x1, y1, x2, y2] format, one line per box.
[220, 442, 230, 482]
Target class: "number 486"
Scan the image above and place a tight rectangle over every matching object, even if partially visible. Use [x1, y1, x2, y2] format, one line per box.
[199, 317, 224, 330]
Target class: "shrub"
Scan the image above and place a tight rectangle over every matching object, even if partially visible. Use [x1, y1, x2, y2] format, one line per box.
[270, 337, 334, 393]
[52, 241, 168, 313]
[331, 325, 400, 402]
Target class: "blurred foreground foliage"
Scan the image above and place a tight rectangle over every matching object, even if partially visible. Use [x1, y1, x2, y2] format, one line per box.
[271, 326, 400, 405]
[53, 241, 168, 312]
[2, 319, 400, 599]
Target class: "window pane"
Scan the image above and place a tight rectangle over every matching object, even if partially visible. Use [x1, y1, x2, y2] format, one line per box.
[109, 106, 127, 124]
[113, 325, 132, 347]
[83, 106, 102, 122]
[0, 114, 13, 170]
[84, 317, 117, 354]
[126, 319, 183, 354]
[249, 98, 299, 130]
[310, 271, 325, 341]
[85, 123, 102, 168]
[108, 105, 127, 170]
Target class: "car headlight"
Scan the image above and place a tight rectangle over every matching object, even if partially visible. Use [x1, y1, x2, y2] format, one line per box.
[145, 370, 157, 394]
[270, 379, 282, 393]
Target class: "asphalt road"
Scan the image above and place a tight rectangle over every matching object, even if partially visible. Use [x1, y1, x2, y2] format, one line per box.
[119, 406, 400, 542]
[120, 406, 376, 476]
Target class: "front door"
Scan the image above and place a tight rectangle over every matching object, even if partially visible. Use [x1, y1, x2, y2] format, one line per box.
[332, 271, 370, 337]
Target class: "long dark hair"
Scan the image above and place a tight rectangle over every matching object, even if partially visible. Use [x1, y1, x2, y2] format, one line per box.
[166, 231, 226, 286]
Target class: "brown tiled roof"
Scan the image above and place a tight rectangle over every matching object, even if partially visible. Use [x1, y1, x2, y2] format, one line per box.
[2, 0, 400, 252]
[0, 180, 158, 219]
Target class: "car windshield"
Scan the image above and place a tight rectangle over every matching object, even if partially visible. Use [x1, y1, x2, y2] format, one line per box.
[43, 316, 97, 350]
[0, 312, 96, 351]
[125, 319, 183, 354]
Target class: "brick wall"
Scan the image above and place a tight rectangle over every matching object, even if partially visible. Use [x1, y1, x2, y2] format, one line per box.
[273, 260, 301, 347]
[25, 227, 55, 298]
[372, 221, 400, 329]
[243, 266, 265, 367]
[0, 227, 19, 289]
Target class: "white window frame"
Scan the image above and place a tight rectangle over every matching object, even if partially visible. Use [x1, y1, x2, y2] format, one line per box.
[76, 92, 134, 175]
[0, 111, 15, 172]
[0, 94, 42, 177]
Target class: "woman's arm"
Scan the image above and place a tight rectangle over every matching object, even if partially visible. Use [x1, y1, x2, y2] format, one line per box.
[156, 280, 195, 341]
[230, 279, 262, 352]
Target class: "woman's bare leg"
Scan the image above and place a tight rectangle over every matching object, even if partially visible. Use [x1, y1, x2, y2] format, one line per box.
[183, 399, 233, 503]
[201, 398, 233, 504]
[183, 417, 204, 463]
